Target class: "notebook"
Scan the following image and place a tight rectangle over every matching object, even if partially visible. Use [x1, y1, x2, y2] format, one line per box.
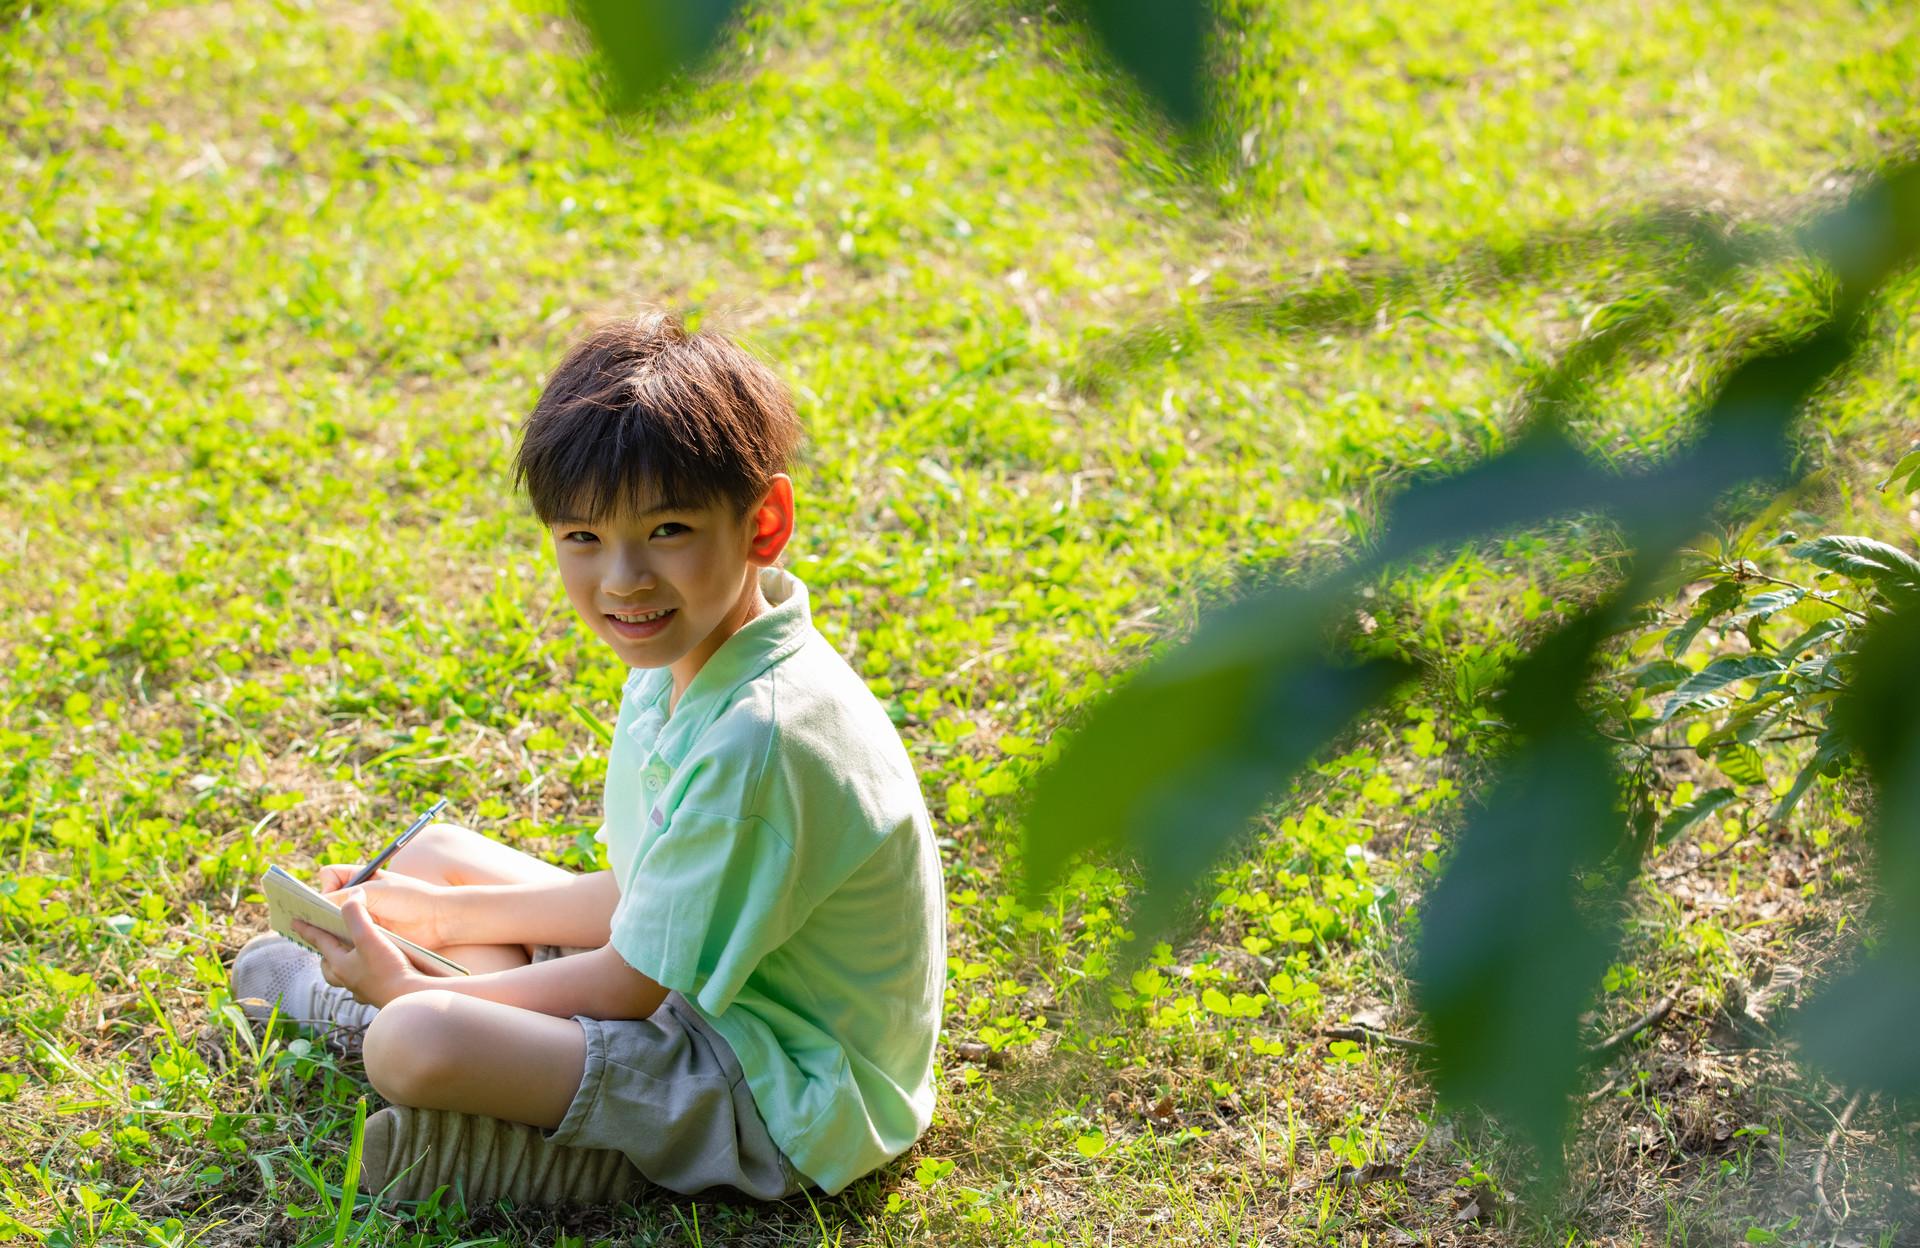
[260, 865, 469, 977]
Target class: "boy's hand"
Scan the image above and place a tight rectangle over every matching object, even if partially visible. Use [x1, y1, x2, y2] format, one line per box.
[294, 898, 425, 1009]
[316, 865, 449, 949]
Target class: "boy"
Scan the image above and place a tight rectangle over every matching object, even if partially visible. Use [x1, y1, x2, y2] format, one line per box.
[232, 310, 948, 1205]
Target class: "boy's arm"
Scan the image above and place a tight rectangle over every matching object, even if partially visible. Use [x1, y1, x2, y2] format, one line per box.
[415, 943, 669, 1021]
[436, 869, 622, 950]
[300, 900, 668, 1020]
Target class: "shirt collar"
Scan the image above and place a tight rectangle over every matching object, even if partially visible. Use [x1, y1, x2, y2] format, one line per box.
[626, 566, 813, 766]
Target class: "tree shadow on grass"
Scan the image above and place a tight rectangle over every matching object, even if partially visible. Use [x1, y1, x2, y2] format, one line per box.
[1070, 201, 1797, 414]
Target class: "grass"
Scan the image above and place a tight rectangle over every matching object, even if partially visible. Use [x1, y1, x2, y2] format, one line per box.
[3, 0, 1919, 1243]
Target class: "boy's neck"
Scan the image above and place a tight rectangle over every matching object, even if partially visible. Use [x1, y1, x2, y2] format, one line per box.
[666, 572, 771, 716]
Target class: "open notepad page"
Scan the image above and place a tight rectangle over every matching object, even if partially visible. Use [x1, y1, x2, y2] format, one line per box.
[261, 866, 469, 977]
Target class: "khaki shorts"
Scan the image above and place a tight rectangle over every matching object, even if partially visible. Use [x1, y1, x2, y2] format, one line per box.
[528, 945, 804, 1199]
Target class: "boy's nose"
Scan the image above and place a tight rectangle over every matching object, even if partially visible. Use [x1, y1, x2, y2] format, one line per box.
[603, 546, 657, 594]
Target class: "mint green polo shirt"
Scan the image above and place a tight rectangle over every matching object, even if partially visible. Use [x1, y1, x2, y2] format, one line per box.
[595, 566, 947, 1195]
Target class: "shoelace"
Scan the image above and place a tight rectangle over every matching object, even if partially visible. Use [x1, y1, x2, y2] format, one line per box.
[305, 976, 370, 1024]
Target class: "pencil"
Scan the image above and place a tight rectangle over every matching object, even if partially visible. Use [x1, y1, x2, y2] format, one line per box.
[346, 798, 449, 887]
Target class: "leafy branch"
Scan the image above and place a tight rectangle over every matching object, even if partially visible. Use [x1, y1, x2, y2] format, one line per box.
[1020, 160, 1920, 1175]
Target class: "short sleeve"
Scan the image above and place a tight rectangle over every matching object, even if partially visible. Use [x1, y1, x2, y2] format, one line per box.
[607, 803, 819, 1016]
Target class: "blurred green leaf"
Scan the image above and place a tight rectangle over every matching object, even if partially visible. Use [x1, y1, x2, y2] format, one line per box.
[1021, 583, 1410, 941]
[571, 0, 744, 108]
[1797, 606, 1920, 1091]
[573, 0, 1214, 127]
[1371, 405, 1791, 575]
[1075, 0, 1212, 128]
[1805, 163, 1920, 297]
[1413, 724, 1628, 1173]
[1414, 613, 1635, 1171]
[1795, 958, 1920, 1095]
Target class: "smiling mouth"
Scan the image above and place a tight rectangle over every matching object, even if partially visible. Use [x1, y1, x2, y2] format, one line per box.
[605, 608, 676, 638]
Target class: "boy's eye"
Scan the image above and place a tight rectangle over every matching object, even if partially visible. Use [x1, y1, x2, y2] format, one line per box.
[556, 523, 685, 543]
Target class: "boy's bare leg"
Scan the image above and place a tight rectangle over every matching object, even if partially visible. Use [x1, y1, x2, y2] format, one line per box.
[381, 823, 573, 975]
[363, 989, 587, 1128]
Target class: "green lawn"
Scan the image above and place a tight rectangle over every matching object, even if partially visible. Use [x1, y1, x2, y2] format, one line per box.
[4, 0, 1918, 1243]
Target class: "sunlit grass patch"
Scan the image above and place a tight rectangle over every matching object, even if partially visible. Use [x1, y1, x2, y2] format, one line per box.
[4, 0, 1919, 1242]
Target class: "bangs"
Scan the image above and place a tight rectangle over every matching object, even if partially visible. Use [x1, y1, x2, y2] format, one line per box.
[520, 403, 730, 525]
[512, 310, 802, 526]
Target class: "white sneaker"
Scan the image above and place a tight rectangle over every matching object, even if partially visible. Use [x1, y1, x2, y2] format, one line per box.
[231, 932, 378, 1057]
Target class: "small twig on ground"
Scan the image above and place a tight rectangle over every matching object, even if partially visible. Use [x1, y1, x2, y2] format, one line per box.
[1320, 1024, 1435, 1054]
[1815, 1089, 1866, 1226]
[1589, 994, 1679, 1064]
[1594, 732, 1700, 752]
[1324, 995, 1679, 1063]
[950, 642, 1018, 676]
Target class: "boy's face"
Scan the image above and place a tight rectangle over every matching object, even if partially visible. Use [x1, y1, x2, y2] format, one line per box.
[548, 475, 794, 692]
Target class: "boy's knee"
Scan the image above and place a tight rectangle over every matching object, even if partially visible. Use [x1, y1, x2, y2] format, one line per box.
[363, 991, 463, 1107]
[386, 822, 472, 878]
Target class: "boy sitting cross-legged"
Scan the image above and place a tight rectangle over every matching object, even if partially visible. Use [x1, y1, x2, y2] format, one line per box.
[232, 309, 948, 1205]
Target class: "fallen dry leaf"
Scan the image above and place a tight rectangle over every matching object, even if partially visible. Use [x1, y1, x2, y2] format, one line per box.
[1350, 1005, 1391, 1032]
[1455, 1182, 1497, 1224]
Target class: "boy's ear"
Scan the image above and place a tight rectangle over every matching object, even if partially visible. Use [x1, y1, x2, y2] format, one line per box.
[746, 474, 795, 564]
